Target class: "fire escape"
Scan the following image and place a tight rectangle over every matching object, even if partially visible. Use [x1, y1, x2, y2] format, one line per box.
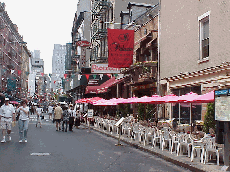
[91, 0, 113, 63]
[71, 12, 84, 73]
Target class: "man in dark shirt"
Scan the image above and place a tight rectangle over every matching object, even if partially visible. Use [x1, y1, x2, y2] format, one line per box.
[62, 106, 69, 132]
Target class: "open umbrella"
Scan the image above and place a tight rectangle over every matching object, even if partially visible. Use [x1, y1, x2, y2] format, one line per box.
[161, 94, 179, 103]
[194, 90, 214, 103]
[178, 92, 199, 103]
[120, 97, 139, 104]
[93, 99, 118, 106]
[88, 97, 104, 104]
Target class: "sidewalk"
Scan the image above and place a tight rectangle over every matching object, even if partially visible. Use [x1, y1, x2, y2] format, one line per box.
[88, 124, 223, 172]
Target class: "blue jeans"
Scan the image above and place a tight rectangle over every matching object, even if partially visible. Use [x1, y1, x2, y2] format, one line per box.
[18, 120, 29, 140]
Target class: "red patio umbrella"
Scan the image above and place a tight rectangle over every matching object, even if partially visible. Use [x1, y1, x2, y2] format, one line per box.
[120, 97, 140, 104]
[194, 90, 214, 103]
[178, 92, 199, 103]
[75, 98, 88, 103]
[134, 96, 151, 103]
[88, 97, 104, 104]
[93, 99, 118, 106]
[161, 94, 179, 103]
[148, 95, 164, 104]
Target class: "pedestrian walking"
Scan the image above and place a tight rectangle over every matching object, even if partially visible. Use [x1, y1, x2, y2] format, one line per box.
[54, 103, 63, 131]
[17, 99, 29, 143]
[0, 98, 15, 143]
[75, 110, 81, 129]
[62, 105, 69, 132]
[30, 105, 35, 115]
[68, 104, 75, 131]
[35, 104, 43, 128]
[48, 105, 53, 120]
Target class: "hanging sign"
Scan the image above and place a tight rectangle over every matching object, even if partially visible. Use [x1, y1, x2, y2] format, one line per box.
[76, 41, 91, 47]
[108, 29, 134, 68]
[91, 63, 121, 73]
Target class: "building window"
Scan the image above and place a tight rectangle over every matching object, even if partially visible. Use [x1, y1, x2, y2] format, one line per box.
[199, 11, 210, 60]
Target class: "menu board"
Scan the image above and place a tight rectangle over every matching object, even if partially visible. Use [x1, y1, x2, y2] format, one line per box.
[215, 96, 230, 121]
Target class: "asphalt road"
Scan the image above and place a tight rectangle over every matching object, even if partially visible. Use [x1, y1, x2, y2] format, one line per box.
[0, 114, 191, 172]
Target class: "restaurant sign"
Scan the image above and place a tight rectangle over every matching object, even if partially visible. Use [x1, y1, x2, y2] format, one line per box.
[76, 40, 91, 47]
[91, 63, 121, 74]
[132, 83, 156, 91]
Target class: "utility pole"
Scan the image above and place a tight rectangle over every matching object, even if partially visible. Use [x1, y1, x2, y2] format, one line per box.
[156, 1, 161, 120]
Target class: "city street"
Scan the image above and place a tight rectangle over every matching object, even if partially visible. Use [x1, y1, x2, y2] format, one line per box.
[0, 114, 191, 172]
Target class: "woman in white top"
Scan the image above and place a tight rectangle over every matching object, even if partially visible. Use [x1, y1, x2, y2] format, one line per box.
[35, 105, 43, 128]
[48, 105, 53, 120]
[17, 100, 29, 143]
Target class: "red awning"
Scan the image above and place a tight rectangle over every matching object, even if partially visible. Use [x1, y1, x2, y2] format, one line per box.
[85, 77, 125, 94]
[98, 77, 125, 93]
[85, 85, 101, 94]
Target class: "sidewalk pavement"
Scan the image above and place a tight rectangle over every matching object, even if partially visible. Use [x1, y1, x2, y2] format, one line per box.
[88, 124, 224, 172]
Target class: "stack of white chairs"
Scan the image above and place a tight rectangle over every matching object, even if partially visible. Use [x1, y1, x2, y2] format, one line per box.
[108, 120, 114, 133]
[144, 127, 154, 146]
[204, 137, 221, 165]
[122, 122, 128, 135]
[132, 123, 140, 141]
[190, 135, 205, 163]
[170, 131, 179, 154]
[124, 123, 132, 138]
[161, 127, 172, 151]
[138, 126, 146, 143]
[176, 133, 192, 157]
[152, 127, 162, 148]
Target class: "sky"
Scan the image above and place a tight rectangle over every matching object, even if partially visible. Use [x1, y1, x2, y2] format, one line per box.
[2, 0, 78, 74]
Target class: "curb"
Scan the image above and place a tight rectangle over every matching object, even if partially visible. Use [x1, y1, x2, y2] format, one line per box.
[91, 126, 206, 172]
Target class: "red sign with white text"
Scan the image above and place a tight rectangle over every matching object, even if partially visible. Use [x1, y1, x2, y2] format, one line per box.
[108, 29, 134, 68]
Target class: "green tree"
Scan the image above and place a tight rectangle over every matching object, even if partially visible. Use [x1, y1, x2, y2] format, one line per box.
[146, 104, 155, 120]
[203, 103, 216, 133]
[137, 104, 155, 121]
[118, 104, 130, 117]
[137, 103, 145, 120]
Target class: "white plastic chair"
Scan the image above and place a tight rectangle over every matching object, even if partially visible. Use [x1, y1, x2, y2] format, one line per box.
[177, 133, 192, 157]
[145, 127, 154, 145]
[170, 132, 180, 154]
[204, 137, 221, 165]
[161, 128, 171, 151]
[190, 136, 205, 163]
[152, 127, 162, 148]
[132, 123, 139, 141]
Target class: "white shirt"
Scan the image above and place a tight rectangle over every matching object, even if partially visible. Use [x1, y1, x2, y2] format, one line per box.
[48, 106, 53, 113]
[68, 109, 76, 117]
[0, 104, 15, 121]
[36, 107, 43, 115]
[17, 106, 29, 121]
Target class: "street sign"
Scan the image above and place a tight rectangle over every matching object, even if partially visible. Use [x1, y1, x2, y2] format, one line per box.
[87, 109, 93, 118]
[215, 89, 228, 96]
[215, 90, 230, 121]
